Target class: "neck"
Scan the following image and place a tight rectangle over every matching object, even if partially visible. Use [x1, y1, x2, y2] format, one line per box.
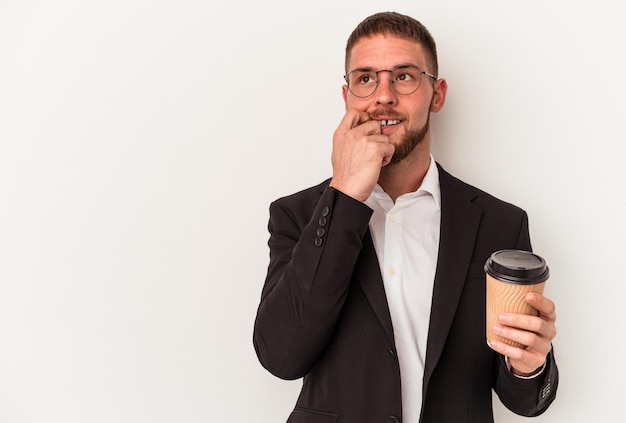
[378, 143, 431, 202]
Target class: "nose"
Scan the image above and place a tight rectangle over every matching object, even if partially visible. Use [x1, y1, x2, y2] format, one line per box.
[374, 73, 397, 105]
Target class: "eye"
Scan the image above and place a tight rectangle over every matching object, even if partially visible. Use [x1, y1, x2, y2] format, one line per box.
[356, 72, 376, 85]
[394, 70, 416, 82]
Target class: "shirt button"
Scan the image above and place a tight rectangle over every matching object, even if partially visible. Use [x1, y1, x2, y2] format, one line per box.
[389, 214, 396, 223]
[388, 268, 396, 276]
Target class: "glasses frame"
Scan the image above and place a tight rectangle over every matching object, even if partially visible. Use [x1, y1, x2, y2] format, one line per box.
[344, 64, 437, 98]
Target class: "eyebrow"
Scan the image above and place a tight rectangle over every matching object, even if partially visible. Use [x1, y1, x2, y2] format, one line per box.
[347, 63, 420, 74]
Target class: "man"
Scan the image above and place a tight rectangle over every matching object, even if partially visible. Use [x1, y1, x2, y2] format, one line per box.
[253, 11, 558, 423]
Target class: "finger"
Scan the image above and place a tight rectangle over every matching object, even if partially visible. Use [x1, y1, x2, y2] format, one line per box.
[498, 312, 544, 333]
[499, 313, 557, 344]
[492, 324, 552, 355]
[351, 133, 393, 163]
[380, 142, 395, 166]
[338, 109, 371, 131]
[488, 339, 546, 374]
[489, 326, 552, 360]
[488, 338, 524, 358]
[498, 311, 556, 340]
[365, 134, 391, 144]
[525, 292, 556, 321]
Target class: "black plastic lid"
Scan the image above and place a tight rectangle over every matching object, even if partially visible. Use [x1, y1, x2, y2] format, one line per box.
[484, 249, 549, 285]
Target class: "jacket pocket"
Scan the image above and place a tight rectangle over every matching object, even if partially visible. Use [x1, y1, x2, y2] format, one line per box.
[287, 407, 338, 423]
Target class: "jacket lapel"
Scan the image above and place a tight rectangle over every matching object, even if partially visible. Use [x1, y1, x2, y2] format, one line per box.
[317, 181, 396, 345]
[422, 165, 482, 391]
[354, 230, 395, 345]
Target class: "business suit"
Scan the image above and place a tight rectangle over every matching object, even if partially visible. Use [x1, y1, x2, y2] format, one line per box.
[253, 163, 558, 422]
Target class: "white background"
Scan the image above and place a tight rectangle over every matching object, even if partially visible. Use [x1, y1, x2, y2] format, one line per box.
[1, 1, 624, 422]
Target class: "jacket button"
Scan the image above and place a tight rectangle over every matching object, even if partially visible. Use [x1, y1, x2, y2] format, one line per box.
[387, 416, 400, 423]
[318, 216, 327, 227]
[388, 348, 397, 360]
[321, 206, 330, 216]
[314, 237, 323, 247]
[316, 227, 325, 237]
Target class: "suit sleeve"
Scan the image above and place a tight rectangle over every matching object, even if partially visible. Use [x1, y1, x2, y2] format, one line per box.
[493, 210, 559, 416]
[494, 349, 559, 416]
[253, 186, 373, 380]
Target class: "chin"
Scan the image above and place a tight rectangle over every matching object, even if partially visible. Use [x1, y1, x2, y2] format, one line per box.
[389, 123, 429, 164]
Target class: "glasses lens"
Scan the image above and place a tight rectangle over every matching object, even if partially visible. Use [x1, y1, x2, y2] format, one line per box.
[390, 66, 423, 95]
[347, 70, 378, 98]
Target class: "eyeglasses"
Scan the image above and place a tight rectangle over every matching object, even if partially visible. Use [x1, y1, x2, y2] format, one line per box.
[344, 65, 437, 98]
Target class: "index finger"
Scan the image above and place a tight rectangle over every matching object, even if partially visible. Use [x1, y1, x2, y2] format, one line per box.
[339, 109, 371, 131]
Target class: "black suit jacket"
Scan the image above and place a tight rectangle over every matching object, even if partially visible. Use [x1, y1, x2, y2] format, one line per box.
[253, 164, 558, 423]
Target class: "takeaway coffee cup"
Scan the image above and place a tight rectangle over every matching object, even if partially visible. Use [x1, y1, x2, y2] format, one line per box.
[485, 250, 550, 348]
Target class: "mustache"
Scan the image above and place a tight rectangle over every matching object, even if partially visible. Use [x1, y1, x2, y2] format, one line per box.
[369, 109, 404, 120]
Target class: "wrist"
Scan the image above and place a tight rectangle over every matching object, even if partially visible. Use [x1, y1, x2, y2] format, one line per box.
[505, 356, 546, 379]
[511, 366, 540, 377]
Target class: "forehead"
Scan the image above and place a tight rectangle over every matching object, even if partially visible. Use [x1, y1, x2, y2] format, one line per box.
[347, 34, 427, 71]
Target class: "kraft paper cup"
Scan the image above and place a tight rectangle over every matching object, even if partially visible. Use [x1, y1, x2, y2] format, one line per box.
[485, 250, 549, 348]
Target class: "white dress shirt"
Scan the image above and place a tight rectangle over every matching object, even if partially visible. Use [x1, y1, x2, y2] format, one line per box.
[364, 157, 441, 423]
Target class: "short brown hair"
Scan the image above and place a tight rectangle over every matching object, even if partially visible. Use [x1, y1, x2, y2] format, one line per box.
[345, 12, 439, 77]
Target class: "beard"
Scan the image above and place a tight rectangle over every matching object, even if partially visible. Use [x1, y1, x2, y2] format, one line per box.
[389, 114, 430, 165]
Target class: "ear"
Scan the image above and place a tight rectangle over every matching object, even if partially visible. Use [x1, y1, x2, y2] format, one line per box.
[342, 84, 349, 110]
[430, 78, 448, 113]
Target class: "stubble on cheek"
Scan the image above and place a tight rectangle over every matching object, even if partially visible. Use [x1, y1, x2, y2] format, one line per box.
[389, 117, 430, 165]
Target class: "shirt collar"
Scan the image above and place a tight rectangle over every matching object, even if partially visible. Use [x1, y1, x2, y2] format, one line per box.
[416, 155, 441, 209]
[370, 155, 441, 209]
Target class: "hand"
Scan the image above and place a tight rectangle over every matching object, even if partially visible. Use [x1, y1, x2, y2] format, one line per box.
[489, 292, 557, 376]
[329, 109, 395, 201]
